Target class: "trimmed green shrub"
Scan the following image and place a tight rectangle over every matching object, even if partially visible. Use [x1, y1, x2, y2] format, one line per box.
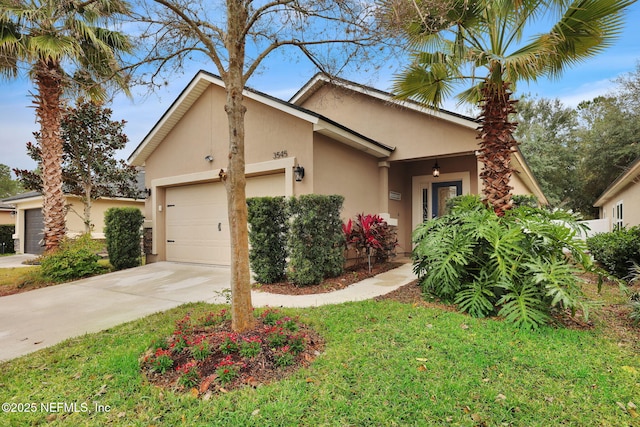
[586, 226, 640, 279]
[247, 196, 288, 283]
[104, 207, 144, 270]
[288, 195, 345, 286]
[40, 234, 104, 282]
[0, 225, 15, 254]
[413, 196, 593, 329]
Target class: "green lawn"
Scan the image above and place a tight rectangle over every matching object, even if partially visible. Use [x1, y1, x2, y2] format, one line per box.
[1, 299, 637, 426]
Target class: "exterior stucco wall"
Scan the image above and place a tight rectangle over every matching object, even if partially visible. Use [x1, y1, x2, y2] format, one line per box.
[9, 195, 143, 253]
[144, 84, 314, 187]
[64, 197, 144, 237]
[0, 211, 14, 225]
[312, 134, 380, 221]
[600, 181, 640, 231]
[142, 83, 317, 261]
[298, 85, 479, 161]
[510, 170, 534, 197]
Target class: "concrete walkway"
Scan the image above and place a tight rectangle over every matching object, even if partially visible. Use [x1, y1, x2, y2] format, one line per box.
[0, 261, 416, 362]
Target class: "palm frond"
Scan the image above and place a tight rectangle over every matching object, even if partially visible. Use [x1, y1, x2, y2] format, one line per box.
[544, 0, 633, 77]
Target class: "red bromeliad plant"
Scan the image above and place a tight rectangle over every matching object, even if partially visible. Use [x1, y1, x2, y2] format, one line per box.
[343, 214, 398, 272]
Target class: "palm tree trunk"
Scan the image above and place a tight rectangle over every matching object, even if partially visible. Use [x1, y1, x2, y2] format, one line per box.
[476, 80, 518, 216]
[34, 62, 66, 251]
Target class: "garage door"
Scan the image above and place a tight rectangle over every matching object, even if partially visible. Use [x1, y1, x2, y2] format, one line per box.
[24, 208, 45, 255]
[165, 174, 285, 265]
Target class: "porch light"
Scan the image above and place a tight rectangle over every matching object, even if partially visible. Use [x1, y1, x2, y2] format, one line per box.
[293, 165, 305, 182]
[204, 155, 214, 162]
[9, 211, 16, 218]
[432, 161, 440, 177]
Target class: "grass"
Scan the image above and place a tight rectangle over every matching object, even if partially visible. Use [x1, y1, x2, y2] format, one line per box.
[1, 300, 638, 426]
[0, 260, 113, 296]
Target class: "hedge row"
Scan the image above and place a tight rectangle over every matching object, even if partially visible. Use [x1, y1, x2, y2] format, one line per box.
[247, 195, 345, 286]
[587, 226, 640, 279]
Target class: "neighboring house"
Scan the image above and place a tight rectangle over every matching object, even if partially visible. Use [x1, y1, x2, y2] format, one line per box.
[2, 191, 144, 255]
[129, 70, 546, 265]
[594, 156, 640, 231]
[0, 203, 15, 225]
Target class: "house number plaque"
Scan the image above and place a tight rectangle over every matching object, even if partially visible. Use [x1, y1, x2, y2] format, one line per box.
[273, 150, 288, 159]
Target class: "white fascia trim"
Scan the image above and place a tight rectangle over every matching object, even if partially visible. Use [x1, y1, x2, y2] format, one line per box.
[313, 121, 393, 158]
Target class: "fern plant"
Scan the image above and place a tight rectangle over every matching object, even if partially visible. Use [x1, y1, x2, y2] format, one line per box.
[413, 196, 594, 329]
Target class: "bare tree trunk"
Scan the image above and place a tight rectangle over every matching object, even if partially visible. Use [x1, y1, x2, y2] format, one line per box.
[34, 63, 66, 251]
[224, 0, 254, 333]
[83, 184, 93, 233]
[477, 79, 518, 216]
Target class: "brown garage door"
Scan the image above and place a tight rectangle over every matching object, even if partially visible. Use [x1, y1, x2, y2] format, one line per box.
[165, 174, 285, 265]
[24, 208, 44, 255]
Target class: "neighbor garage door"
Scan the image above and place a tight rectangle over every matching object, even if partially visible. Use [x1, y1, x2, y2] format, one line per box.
[165, 173, 285, 265]
[24, 208, 44, 255]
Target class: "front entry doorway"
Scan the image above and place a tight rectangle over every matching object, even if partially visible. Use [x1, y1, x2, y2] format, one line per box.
[432, 181, 463, 218]
[412, 172, 470, 231]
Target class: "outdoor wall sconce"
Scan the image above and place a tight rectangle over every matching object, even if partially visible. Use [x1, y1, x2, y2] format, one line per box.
[204, 155, 214, 162]
[293, 164, 305, 182]
[9, 211, 16, 218]
[144, 188, 152, 198]
[432, 160, 440, 177]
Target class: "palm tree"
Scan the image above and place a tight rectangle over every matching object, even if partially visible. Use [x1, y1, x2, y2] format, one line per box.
[0, 0, 131, 250]
[391, 0, 633, 215]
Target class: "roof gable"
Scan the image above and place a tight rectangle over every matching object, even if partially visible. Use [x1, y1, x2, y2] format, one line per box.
[594, 156, 640, 207]
[290, 73, 480, 130]
[128, 71, 394, 166]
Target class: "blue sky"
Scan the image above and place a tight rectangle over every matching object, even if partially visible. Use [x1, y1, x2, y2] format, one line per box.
[1, 3, 639, 174]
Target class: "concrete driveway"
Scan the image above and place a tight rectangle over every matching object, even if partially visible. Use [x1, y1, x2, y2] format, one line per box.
[0, 253, 38, 268]
[0, 262, 233, 361]
[0, 261, 416, 362]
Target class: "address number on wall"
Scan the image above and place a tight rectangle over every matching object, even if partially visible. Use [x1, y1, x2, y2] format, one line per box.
[273, 150, 288, 159]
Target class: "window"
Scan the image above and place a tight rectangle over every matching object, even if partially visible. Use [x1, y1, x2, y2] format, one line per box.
[613, 201, 623, 230]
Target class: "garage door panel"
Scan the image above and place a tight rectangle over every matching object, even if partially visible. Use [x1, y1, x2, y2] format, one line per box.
[165, 174, 284, 265]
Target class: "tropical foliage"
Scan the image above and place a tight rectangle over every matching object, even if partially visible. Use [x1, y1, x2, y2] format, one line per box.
[343, 213, 397, 271]
[0, 0, 132, 250]
[413, 196, 593, 329]
[387, 0, 633, 214]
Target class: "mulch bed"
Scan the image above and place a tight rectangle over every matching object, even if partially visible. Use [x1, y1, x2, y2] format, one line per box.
[253, 261, 404, 295]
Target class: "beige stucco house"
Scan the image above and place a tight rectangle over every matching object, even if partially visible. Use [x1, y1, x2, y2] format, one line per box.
[3, 191, 144, 254]
[129, 71, 546, 265]
[0, 203, 15, 225]
[594, 156, 640, 231]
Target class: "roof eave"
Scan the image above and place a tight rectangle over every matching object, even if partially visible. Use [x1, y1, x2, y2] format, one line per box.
[593, 157, 640, 207]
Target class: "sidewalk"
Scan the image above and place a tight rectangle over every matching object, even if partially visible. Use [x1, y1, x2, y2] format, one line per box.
[0, 261, 416, 361]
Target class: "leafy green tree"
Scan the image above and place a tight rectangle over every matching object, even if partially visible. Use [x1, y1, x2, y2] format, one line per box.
[514, 96, 580, 208]
[574, 95, 640, 216]
[0, 0, 132, 251]
[15, 100, 141, 233]
[385, 0, 633, 215]
[0, 164, 23, 199]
